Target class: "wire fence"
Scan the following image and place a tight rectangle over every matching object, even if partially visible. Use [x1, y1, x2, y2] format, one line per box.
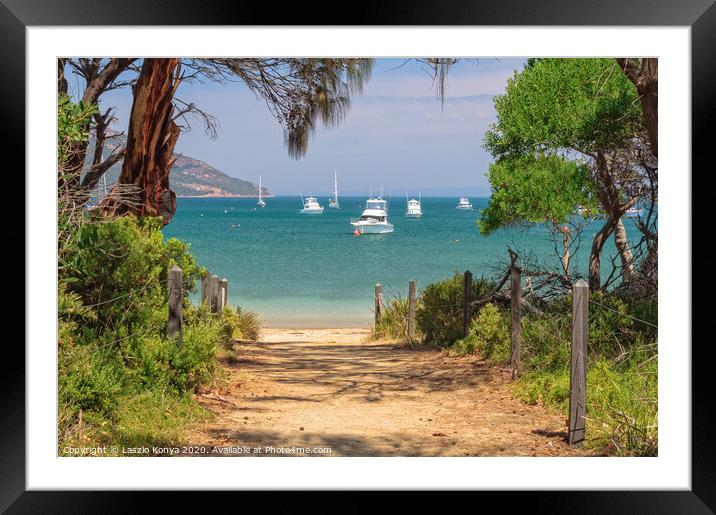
[587, 298, 658, 329]
[84, 278, 155, 308]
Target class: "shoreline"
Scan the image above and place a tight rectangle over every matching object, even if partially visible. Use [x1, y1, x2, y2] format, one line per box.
[259, 327, 371, 344]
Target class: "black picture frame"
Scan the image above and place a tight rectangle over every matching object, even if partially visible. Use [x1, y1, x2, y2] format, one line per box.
[3, 0, 712, 511]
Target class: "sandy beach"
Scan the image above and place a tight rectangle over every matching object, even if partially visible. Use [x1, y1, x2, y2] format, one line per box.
[259, 327, 371, 344]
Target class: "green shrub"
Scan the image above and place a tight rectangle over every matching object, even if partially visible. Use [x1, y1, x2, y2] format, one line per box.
[221, 305, 262, 342]
[371, 295, 412, 341]
[521, 313, 571, 371]
[416, 272, 495, 347]
[99, 389, 212, 452]
[510, 292, 658, 456]
[453, 303, 510, 363]
[57, 214, 242, 452]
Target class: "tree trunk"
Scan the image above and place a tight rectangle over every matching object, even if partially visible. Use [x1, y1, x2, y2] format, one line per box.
[561, 229, 570, 277]
[613, 218, 634, 281]
[616, 58, 658, 157]
[588, 152, 618, 291]
[588, 218, 617, 291]
[58, 58, 68, 96]
[102, 58, 181, 225]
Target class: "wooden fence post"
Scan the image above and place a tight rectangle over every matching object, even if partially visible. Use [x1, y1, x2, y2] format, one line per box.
[221, 278, 228, 309]
[200, 273, 209, 305]
[218, 278, 228, 312]
[210, 274, 220, 313]
[407, 279, 416, 342]
[568, 279, 589, 447]
[463, 270, 473, 338]
[167, 265, 183, 348]
[510, 265, 522, 373]
[374, 283, 383, 325]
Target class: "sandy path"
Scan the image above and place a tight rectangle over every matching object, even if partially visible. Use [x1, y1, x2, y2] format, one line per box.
[189, 328, 593, 457]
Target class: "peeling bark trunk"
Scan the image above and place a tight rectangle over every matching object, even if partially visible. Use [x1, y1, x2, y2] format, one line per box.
[561, 229, 570, 277]
[102, 58, 181, 225]
[614, 218, 634, 281]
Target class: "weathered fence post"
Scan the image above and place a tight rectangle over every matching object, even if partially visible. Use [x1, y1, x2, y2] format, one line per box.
[200, 273, 209, 305]
[167, 265, 183, 348]
[463, 270, 473, 338]
[568, 279, 589, 447]
[407, 279, 416, 342]
[210, 274, 220, 313]
[374, 283, 383, 325]
[510, 265, 522, 373]
[218, 278, 228, 312]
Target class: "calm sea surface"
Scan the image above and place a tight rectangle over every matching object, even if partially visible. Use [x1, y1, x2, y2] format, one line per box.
[162, 197, 641, 327]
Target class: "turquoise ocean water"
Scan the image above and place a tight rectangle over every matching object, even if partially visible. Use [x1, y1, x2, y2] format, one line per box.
[162, 197, 641, 328]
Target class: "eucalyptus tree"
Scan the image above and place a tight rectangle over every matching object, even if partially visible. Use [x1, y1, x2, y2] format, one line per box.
[59, 58, 373, 223]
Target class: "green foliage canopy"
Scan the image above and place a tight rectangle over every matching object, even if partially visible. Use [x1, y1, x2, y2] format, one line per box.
[484, 58, 643, 159]
[478, 155, 595, 234]
[479, 58, 643, 235]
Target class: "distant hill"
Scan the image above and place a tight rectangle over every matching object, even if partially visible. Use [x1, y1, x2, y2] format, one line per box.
[85, 136, 272, 198]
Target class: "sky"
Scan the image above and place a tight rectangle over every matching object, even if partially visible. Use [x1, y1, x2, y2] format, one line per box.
[89, 58, 527, 196]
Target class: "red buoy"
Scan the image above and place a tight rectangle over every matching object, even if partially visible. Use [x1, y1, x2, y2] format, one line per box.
[354, 229, 360, 236]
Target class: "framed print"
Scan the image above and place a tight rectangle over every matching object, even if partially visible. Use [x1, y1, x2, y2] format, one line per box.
[3, 0, 714, 511]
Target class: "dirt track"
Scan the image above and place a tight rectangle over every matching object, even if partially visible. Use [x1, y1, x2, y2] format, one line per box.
[189, 328, 593, 457]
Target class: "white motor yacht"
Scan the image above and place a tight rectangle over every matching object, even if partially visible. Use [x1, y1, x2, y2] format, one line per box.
[405, 193, 422, 218]
[300, 196, 324, 214]
[456, 197, 473, 210]
[351, 197, 394, 234]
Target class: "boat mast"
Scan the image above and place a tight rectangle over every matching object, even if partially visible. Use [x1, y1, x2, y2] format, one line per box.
[258, 176, 262, 202]
[334, 171, 339, 204]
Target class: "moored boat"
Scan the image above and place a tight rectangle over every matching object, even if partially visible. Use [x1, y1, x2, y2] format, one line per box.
[300, 195, 324, 214]
[257, 176, 266, 208]
[328, 171, 340, 209]
[405, 193, 422, 218]
[351, 197, 394, 234]
[456, 197, 473, 210]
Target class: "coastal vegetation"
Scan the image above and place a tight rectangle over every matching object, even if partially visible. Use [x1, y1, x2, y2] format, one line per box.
[482, 58, 658, 293]
[58, 95, 259, 453]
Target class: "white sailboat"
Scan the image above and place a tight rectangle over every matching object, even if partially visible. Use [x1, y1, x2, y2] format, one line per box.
[257, 176, 266, 207]
[328, 171, 340, 209]
[300, 195, 324, 214]
[405, 192, 422, 218]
